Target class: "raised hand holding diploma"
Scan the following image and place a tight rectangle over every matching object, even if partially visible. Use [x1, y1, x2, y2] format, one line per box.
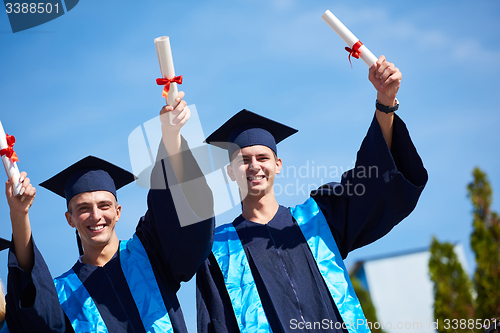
[0, 120, 22, 196]
[155, 36, 183, 125]
[321, 10, 401, 148]
[369, 55, 401, 107]
[321, 10, 378, 67]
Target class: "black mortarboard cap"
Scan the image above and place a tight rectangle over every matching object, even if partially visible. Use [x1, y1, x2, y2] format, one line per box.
[39, 156, 136, 206]
[0, 237, 11, 252]
[204, 109, 298, 158]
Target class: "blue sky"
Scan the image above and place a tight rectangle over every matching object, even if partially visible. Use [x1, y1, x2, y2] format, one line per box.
[1, 0, 499, 330]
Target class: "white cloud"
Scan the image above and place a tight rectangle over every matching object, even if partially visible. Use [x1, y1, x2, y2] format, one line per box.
[386, 17, 500, 68]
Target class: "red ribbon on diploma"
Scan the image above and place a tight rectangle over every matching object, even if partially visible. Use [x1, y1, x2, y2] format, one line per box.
[0, 134, 19, 163]
[345, 41, 363, 67]
[156, 75, 183, 99]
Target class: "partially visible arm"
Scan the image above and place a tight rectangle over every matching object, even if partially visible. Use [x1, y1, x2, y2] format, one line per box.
[0, 278, 5, 324]
[312, 114, 427, 259]
[5, 173, 69, 332]
[368, 55, 402, 150]
[5, 172, 35, 272]
[137, 91, 214, 284]
[6, 239, 70, 333]
[160, 91, 189, 183]
[139, 146, 214, 284]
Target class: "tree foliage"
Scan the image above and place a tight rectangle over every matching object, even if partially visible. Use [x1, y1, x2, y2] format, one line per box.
[351, 276, 386, 333]
[468, 167, 500, 319]
[429, 167, 500, 328]
[428, 237, 475, 333]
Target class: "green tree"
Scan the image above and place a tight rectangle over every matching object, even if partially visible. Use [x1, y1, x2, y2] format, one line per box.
[428, 237, 474, 333]
[468, 167, 500, 319]
[351, 276, 386, 333]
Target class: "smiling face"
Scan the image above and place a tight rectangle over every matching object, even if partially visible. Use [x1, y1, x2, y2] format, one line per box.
[65, 190, 121, 254]
[227, 145, 282, 201]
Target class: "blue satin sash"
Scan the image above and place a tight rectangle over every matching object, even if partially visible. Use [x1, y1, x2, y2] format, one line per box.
[212, 197, 371, 333]
[0, 323, 10, 333]
[120, 234, 173, 332]
[54, 234, 173, 333]
[212, 223, 272, 333]
[290, 197, 370, 333]
[54, 268, 108, 332]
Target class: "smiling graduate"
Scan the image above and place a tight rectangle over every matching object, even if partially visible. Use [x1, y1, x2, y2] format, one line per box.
[196, 56, 429, 333]
[4, 93, 215, 333]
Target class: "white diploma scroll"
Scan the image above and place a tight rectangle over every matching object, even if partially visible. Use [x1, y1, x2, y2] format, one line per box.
[321, 10, 378, 67]
[155, 36, 179, 125]
[0, 121, 22, 196]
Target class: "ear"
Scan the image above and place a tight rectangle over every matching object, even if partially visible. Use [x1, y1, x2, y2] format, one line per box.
[227, 164, 236, 181]
[65, 211, 75, 228]
[275, 157, 283, 175]
[115, 204, 122, 222]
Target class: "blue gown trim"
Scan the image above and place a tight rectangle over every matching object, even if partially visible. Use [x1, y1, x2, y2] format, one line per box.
[0, 323, 10, 333]
[290, 197, 371, 333]
[119, 234, 173, 333]
[54, 234, 173, 333]
[54, 268, 109, 333]
[212, 223, 272, 333]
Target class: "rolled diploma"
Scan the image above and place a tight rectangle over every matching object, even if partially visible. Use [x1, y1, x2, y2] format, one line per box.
[155, 36, 178, 124]
[0, 121, 22, 196]
[321, 10, 378, 67]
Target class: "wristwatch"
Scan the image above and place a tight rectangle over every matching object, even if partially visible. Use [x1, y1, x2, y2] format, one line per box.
[376, 99, 399, 114]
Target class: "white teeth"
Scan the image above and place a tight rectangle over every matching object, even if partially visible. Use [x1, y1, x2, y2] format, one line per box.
[89, 225, 105, 231]
[248, 176, 265, 180]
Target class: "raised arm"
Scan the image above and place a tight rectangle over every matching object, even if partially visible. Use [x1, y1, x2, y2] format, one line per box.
[369, 55, 402, 150]
[5, 172, 36, 272]
[137, 92, 214, 284]
[313, 113, 427, 258]
[5, 173, 69, 332]
[160, 90, 189, 183]
[312, 57, 426, 258]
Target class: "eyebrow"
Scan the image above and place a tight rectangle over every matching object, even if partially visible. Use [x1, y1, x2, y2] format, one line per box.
[241, 153, 272, 158]
[75, 200, 114, 208]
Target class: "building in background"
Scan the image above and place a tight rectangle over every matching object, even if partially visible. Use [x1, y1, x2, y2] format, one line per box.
[350, 244, 469, 333]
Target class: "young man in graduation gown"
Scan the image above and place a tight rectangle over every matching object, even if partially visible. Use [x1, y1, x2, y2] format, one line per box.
[196, 56, 428, 333]
[4, 93, 215, 333]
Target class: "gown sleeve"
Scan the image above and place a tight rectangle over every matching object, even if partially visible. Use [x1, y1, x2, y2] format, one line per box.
[311, 114, 428, 259]
[6, 238, 72, 333]
[196, 254, 239, 333]
[135, 137, 215, 285]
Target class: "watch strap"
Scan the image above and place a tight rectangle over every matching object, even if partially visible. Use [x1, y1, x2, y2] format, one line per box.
[376, 99, 399, 113]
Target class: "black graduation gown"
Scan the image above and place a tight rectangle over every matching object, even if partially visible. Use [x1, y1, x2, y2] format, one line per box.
[5, 140, 215, 333]
[196, 114, 428, 333]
